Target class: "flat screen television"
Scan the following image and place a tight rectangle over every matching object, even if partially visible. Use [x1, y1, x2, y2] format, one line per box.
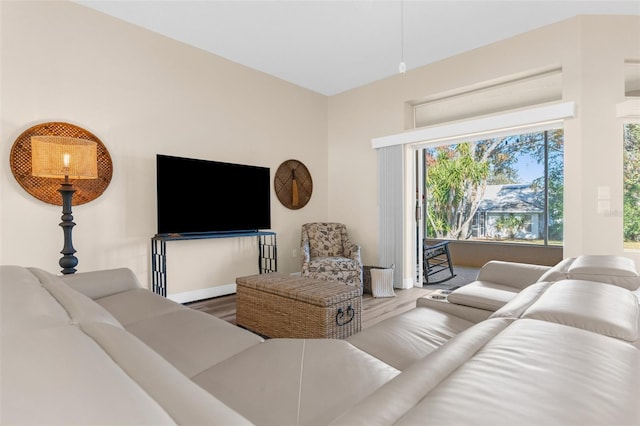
[156, 154, 271, 235]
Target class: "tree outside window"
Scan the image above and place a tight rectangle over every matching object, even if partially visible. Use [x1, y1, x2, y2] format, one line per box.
[423, 129, 564, 245]
[624, 123, 640, 250]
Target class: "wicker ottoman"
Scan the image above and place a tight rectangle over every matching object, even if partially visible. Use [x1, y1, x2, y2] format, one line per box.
[235, 273, 362, 339]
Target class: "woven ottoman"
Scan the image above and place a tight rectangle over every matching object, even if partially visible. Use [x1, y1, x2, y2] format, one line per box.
[235, 273, 362, 339]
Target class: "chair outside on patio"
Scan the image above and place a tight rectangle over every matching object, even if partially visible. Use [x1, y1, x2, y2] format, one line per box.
[423, 240, 456, 284]
[301, 222, 363, 289]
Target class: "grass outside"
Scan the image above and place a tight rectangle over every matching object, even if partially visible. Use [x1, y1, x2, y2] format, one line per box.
[624, 241, 640, 251]
[467, 237, 563, 246]
[446, 237, 640, 250]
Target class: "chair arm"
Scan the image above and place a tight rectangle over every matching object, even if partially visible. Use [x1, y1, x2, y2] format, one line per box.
[477, 261, 551, 290]
[344, 240, 361, 263]
[301, 240, 311, 263]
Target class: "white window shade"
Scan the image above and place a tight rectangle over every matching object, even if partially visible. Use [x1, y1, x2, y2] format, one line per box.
[625, 62, 640, 97]
[414, 69, 562, 128]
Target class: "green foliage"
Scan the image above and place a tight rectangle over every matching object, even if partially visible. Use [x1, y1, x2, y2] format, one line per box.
[624, 123, 640, 242]
[424, 129, 564, 244]
[494, 214, 527, 239]
[425, 143, 489, 239]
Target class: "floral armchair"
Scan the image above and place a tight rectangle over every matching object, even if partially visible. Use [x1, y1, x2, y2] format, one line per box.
[300, 222, 363, 289]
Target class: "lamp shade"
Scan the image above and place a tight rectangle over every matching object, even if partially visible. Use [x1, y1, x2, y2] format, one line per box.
[31, 136, 98, 179]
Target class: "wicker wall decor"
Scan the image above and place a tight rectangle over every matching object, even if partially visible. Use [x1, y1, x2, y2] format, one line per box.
[10, 122, 113, 206]
[274, 159, 312, 210]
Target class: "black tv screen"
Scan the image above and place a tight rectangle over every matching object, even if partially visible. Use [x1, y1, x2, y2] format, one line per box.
[156, 154, 271, 235]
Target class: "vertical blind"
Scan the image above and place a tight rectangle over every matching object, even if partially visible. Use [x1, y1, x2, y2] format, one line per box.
[377, 144, 404, 287]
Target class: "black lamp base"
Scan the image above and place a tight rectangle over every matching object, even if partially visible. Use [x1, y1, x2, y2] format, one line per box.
[58, 181, 77, 274]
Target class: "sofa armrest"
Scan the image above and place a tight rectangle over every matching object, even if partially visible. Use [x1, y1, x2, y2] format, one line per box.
[60, 268, 143, 300]
[477, 261, 551, 291]
[417, 297, 493, 323]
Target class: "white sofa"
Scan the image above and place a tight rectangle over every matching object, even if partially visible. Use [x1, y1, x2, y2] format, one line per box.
[418, 255, 640, 317]
[2, 259, 639, 425]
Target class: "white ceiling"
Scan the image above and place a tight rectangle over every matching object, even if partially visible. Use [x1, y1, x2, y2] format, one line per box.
[75, 1, 640, 96]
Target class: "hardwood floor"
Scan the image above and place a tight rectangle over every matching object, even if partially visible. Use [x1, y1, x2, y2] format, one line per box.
[186, 286, 435, 330]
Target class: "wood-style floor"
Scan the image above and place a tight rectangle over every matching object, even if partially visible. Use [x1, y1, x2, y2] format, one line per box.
[186, 286, 435, 330]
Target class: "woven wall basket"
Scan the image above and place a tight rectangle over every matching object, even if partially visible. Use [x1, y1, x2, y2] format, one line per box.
[10, 122, 113, 206]
[274, 159, 312, 210]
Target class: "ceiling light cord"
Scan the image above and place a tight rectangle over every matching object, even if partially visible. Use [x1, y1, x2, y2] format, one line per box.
[399, 0, 406, 74]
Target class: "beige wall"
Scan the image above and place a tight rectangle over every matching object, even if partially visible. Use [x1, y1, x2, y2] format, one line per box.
[329, 15, 640, 282]
[0, 1, 328, 298]
[2, 2, 639, 296]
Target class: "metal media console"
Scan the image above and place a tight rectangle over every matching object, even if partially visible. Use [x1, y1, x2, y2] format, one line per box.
[151, 231, 277, 297]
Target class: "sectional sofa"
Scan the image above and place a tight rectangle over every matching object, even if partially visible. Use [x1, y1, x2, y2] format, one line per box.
[1, 256, 639, 425]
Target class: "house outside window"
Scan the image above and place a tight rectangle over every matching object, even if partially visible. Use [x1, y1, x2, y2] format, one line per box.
[421, 128, 563, 246]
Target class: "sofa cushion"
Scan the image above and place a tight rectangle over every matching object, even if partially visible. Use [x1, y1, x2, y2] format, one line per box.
[0, 265, 71, 332]
[522, 279, 639, 341]
[568, 255, 640, 290]
[96, 288, 184, 326]
[29, 267, 123, 329]
[536, 256, 575, 282]
[82, 321, 253, 425]
[489, 281, 554, 319]
[125, 308, 264, 378]
[347, 306, 474, 370]
[0, 266, 178, 425]
[416, 296, 493, 323]
[331, 318, 640, 426]
[330, 318, 513, 426]
[97, 287, 262, 376]
[60, 267, 143, 299]
[193, 338, 400, 426]
[447, 281, 518, 311]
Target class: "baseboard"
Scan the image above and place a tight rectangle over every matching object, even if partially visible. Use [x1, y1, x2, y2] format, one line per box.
[398, 277, 414, 289]
[168, 283, 236, 304]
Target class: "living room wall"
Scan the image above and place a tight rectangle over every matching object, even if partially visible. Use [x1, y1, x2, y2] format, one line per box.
[328, 15, 640, 282]
[2, 3, 639, 297]
[0, 1, 328, 299]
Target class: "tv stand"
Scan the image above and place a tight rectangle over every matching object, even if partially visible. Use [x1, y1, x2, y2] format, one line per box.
[151, 231, 277, 297]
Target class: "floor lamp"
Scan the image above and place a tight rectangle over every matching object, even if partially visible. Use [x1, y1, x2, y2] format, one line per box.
[31, 136, 98, 274]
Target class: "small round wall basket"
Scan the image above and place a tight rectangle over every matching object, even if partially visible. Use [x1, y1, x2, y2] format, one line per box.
[10, 122, 113, 206]
[274, 159, 312, 210]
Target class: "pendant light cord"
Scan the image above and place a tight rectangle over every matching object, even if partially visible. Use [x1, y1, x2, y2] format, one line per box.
[399, 0, 406, 74]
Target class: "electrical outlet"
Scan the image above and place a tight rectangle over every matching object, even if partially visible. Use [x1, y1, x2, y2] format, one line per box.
[292, 248, 297, 257]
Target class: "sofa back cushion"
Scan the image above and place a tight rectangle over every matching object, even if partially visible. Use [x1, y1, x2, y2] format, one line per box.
[331, 317, 640, 426]
[521, 279, 639, 341]
[82, 321, 254, 425]
[536, 256, 575, 282]
[0, 265, 70, 332]
[538, 255, 640, 290]
[0, 266, 179, 425]
[60, 267, 143, 299]
[29, 267, 123, 329]
[567, 255, 640, 290]
[489, 281, 553, 319]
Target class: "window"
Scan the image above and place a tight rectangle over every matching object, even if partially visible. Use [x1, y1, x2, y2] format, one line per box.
[624, 123, 640, 250]
[421, 128, 563, 245]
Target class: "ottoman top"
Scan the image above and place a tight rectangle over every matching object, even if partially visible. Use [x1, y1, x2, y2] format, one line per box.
[236, 273, 362, 307]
